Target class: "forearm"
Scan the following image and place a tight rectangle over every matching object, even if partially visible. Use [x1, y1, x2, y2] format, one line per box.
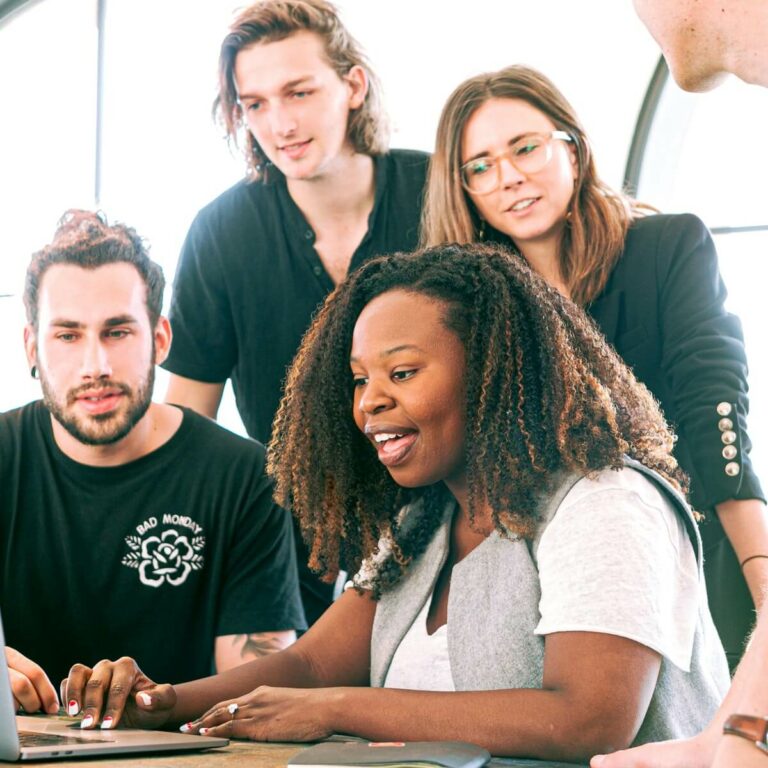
[715, 498, 768, 607]
[171, 646, 323, 724]
[712, 736, 766, 768]
[711, 619, 768, 768]
[697, 610, 768, 768]
[172, 590, 376, 722]
[326, 687, 640, 762]
[725, 608, 768, 715]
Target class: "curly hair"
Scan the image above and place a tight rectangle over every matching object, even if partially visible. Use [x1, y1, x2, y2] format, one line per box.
[24, 209, 164, 330]
[214, 0, 388, 181]
[269, 242, 686, 596]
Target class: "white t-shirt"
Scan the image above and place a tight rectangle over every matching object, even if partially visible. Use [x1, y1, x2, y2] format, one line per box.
[535, 468, 700, 671]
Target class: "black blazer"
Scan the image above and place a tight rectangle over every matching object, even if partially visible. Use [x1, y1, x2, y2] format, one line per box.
[588, 213, 764, 523]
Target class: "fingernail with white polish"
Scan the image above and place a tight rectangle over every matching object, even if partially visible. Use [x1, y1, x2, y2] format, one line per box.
[138, 692, 152, 706]
[179, 722, 193, 733]
[101, 717, 113, 730]
[80, 715, 93, 729]
[199, 728, 209, 736]
[68, 700, 79, 716]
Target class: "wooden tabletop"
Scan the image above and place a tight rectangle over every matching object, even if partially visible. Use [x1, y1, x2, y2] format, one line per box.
[33, 740, 588, 768]
[34, 739, 305, 766]
[21, 717, 586, 767]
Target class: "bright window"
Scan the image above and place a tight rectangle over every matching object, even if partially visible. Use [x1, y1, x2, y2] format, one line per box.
[0, 0, 96, 411]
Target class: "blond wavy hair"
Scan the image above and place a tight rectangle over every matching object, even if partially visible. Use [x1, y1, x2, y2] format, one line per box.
[214, 0, 389, 181]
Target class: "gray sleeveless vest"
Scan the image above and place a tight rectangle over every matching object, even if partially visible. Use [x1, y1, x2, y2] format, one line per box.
[370, 459, 729, 745]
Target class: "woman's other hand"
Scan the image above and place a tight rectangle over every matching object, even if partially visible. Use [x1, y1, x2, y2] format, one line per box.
[181, 685, 339, 742]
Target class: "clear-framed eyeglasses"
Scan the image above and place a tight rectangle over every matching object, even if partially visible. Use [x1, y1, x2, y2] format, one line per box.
[460, 130, 573, 195]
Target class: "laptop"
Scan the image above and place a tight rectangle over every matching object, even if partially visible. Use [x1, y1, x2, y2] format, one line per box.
[0, 614, 228, 761]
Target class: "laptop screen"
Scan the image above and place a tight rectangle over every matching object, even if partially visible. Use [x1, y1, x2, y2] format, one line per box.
[0, 612, 22, 761]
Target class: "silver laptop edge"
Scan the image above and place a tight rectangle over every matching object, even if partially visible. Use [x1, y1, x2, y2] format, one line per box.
[0, 610, 227, 761]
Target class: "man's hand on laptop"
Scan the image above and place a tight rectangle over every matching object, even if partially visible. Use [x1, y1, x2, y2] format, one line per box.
[5, 646, 59, 714]
[61, 657, 176, 730]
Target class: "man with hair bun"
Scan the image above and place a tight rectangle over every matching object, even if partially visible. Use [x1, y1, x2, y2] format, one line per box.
[160, 0, 428, 625]
[1, 210, 305, 720]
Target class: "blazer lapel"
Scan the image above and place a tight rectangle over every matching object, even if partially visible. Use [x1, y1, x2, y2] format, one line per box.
[588, 288, 624, 344]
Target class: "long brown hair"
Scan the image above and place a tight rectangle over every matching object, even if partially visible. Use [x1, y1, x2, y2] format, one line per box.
[421, 65, 650, 305]
[214, 0, 389, 181]
[268, 242, 684, 596]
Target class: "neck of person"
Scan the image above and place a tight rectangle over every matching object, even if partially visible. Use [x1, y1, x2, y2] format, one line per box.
[286, 149, 376, 229]
[50, 401, 183, 467]
[516, 235, 571, 300]
[443, 478, 495, 553]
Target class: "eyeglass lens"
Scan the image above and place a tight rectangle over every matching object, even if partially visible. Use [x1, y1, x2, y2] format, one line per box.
[462, 134, 555, 194]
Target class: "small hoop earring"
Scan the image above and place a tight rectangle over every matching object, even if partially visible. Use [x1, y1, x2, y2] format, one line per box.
[30, 365, 39, 380]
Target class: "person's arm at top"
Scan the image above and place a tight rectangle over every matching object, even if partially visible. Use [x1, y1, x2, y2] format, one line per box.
[592, 606, 768, 768]
[165, 375, 224, 420]
[5, 647, 59, 714]
[162, 212, 237, 415]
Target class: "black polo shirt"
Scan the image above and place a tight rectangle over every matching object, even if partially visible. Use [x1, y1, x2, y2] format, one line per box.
[163, 148, 429, 444]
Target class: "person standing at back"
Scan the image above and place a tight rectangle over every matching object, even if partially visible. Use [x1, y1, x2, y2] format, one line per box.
[161, 0, 429, 625]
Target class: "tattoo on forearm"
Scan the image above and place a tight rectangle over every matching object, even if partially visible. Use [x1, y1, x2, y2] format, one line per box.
[232, 633, 287, 659]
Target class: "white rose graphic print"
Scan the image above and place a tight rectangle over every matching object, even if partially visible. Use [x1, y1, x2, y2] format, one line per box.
[122, 515, 205, 587]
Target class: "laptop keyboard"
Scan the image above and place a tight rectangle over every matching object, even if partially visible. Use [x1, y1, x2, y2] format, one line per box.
[19, 730, 110, 746]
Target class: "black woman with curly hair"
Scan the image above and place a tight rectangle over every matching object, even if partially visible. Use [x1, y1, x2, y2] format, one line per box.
[61, 244, 728, 763]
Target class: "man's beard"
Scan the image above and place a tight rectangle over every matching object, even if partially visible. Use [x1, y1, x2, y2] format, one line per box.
[40, 366, 155, 447]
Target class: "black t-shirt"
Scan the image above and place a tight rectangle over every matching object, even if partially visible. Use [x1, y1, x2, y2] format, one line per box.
[162, 149, 429, 444]
[0, 402, 306, 686]
[162, 149, 429, 625]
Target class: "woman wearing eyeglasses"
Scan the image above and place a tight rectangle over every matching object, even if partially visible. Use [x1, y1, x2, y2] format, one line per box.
[421, 65, 767, 672]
